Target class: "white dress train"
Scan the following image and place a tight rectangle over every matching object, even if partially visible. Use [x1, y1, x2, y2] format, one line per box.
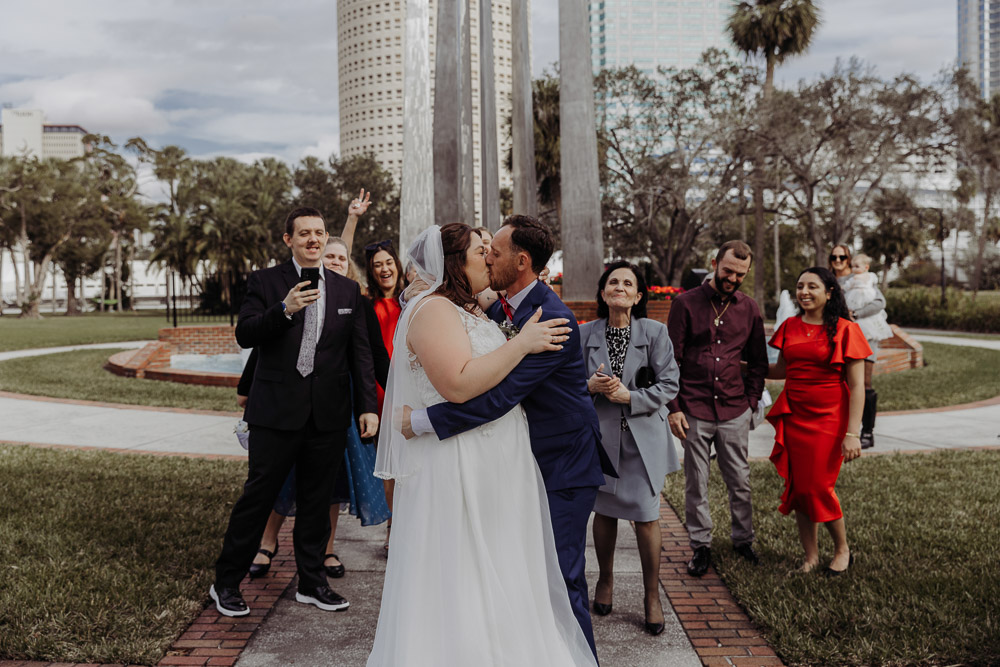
[367, 303, 597, 666]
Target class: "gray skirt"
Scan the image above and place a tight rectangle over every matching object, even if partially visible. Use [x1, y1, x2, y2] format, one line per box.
[593, 429, 660, 523]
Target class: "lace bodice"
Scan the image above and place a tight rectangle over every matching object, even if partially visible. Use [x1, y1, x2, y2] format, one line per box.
[408, 298, 508, 408]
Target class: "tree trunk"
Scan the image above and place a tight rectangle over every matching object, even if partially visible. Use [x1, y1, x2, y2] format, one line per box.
[558, 0, 604, 300]
[114, 231, 123, 312]
[751, 59, 775, 313]
[971, 186, 993, 298]
[773, 219, 781, 302]
[65, 272, 80, 316]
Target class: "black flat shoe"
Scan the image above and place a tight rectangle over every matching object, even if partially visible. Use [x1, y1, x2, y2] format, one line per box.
[592, 601, 613, 616]
[644, 620, 665, 636]
[687, 546, 711, 577]
[324, 553, 345, 579]
[734, 542, 760, 565]
[248, 542, 278, 579]
[824, 552, 855, 577]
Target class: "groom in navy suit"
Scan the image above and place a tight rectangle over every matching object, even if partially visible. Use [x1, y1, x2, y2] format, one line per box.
[406, 215, 615, 658]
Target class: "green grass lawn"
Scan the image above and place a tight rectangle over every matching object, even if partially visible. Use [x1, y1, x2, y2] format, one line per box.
[0, 444, 246, 665]
[873, 342, 1000, 411]
[0, 312, 166, 352]
[663, 449, 1000, 666]
[0, 348, 239, 412]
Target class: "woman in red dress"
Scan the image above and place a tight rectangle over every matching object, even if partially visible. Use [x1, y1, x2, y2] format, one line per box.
[766, 267, 869, 575]
[365, 239, 406, 550]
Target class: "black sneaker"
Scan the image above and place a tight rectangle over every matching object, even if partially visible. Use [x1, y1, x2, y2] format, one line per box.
[209, 584, 250, 617]
[686, 546, 711, 577]
[734, 542, 760, 565]
[295, 585, 349, 611]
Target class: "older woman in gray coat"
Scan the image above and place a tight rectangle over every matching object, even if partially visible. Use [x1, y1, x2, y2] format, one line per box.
[580, 261, 680, 636]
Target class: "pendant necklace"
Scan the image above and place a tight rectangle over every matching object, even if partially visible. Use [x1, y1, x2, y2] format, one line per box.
[711, 298, 732, 327]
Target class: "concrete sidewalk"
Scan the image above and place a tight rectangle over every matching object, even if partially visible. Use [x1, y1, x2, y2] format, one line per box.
[233, 515, 700, 667]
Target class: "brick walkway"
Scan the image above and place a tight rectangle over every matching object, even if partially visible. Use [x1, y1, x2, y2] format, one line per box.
[658, 504, 783, 667]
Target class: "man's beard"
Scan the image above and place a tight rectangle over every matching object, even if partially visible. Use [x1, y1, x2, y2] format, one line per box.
[489, 260, 518, 292]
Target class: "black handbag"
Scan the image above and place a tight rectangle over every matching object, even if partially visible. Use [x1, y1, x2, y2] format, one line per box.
[634, 366, 656, 389]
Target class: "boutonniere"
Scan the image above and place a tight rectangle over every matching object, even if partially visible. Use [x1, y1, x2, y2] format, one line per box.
[498, 321, 521, 341]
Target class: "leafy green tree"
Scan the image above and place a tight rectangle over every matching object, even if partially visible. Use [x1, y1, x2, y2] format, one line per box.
[596, 51, 757, 286]
[728, 0, 820, 306]
[293, 153, 399, 265]
[950, 68, 1000, 297]
[862, 190, 928, 289]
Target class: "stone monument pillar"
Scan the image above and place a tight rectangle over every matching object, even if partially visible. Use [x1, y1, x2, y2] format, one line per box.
[400, 0, 434, 254]
[511, 0, 537, 218]
[558, 0, 604, 300]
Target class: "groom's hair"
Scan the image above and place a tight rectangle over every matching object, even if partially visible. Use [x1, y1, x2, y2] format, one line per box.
[503, 214, 553, 274]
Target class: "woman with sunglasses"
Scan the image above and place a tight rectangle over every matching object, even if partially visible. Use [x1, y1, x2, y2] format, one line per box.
[828, 244, 887, 449]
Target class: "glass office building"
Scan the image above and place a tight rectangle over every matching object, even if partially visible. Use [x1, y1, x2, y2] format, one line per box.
[590, 0, 736, 76]
[957, 0, 1000, 98]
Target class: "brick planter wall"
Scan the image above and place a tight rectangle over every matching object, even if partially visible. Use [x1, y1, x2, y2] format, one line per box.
[563, 299, 673, 325]
[159, 325, 240, 355]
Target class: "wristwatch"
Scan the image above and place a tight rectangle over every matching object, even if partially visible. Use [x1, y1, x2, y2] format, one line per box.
[281, 301, 292, 320]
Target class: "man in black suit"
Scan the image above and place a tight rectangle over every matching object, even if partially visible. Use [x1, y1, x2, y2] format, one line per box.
[210, 207, 378, 617]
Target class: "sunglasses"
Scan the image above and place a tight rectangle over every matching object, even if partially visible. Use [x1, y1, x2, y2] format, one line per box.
[829, 254, 849, 262]
[364, 239, 394, 257]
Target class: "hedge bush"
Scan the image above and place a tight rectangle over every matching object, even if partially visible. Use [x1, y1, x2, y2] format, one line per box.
[885, 287, 1000, 332]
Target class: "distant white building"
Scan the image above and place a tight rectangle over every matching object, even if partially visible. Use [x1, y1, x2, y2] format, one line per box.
[337, 0, 518, 223]
[0, 107, 89, 159]
[957, 0, 1000, 99]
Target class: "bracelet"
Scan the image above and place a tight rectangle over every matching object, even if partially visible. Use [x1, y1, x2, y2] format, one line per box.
[844, 432, 860, 438]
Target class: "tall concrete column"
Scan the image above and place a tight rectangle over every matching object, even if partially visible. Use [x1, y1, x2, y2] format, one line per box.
[511, 0, 537, 218]
[558, 0, 603, 300]
[433, 0, 463, 225]
[479, 0, 501, 230]
[401, 0, 434, 253]
[460, 0, 476, 222]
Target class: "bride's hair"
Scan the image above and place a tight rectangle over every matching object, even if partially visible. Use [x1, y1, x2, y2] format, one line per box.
[434, 222, 482, 313]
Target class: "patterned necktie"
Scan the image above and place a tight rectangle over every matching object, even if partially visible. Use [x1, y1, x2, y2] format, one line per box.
[498, 294, 514, 322]
[296, 302, 318, 377]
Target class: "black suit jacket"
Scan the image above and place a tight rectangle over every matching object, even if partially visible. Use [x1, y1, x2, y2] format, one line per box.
[238, 297, 391, 397]
[236, 260, 377, 432]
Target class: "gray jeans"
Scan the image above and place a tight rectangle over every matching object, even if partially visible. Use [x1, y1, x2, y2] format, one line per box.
[682, 408, 754, 549]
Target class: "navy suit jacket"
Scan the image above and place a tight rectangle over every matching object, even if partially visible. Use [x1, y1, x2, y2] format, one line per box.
[426, 281, 615, 492]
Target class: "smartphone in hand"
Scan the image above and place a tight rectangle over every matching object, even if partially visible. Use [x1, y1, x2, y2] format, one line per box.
[300, 267, 320, 292]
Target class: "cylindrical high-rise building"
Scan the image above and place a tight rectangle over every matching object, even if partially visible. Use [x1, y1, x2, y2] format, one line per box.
[337, 0, 518, 224]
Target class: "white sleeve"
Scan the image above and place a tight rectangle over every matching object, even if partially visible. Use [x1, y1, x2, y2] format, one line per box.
[410, 408, 435, 435]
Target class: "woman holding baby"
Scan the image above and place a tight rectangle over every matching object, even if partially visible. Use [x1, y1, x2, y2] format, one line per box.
[828, 246, 891, 449]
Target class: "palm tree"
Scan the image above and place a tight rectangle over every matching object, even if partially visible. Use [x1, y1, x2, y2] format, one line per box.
[728, 0, 820, 309]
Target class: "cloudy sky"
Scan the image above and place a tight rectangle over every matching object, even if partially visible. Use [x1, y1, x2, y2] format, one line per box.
[0, 0, 955, 166]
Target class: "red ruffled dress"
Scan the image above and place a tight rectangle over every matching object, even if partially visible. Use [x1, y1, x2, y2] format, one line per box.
[372, 296, 401, 418]
[766, 317, 872, 522]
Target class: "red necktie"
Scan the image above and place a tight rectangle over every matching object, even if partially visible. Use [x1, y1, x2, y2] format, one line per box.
[498, 294, 514, 321]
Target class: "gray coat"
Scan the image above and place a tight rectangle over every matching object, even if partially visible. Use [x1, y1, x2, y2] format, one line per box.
[580, 316, 681, 494]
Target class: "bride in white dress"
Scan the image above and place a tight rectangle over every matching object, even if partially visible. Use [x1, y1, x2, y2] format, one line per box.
[367, 224, 598, 666]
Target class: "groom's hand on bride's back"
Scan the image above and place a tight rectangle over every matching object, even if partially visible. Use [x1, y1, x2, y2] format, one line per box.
[516, 307, 571, 354]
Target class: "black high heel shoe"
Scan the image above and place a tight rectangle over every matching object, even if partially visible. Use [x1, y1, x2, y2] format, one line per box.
[248, 542, 278, 578]
[644, 598, 665, 636]
[592, 600, 613, 616]
[823, 552, 855, 577]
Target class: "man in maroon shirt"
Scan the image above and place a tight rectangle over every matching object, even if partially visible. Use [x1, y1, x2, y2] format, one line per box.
[667, 241, 768, 577]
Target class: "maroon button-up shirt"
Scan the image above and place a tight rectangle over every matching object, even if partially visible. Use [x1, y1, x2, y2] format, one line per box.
[666, 282, 767, 422]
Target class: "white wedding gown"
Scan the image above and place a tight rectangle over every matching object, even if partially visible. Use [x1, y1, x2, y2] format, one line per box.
[367, 303, 597, 666]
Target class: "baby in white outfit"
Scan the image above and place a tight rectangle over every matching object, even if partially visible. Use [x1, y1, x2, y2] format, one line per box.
[843, 254, 893, 341]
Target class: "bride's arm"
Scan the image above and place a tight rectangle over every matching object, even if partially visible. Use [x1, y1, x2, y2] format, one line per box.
[407, 298, 568, 403]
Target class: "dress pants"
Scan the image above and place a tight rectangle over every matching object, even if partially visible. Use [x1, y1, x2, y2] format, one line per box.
[681, 409, 754, 549]
[547, 485, 600, 660]
[215, 413, 346, 591]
